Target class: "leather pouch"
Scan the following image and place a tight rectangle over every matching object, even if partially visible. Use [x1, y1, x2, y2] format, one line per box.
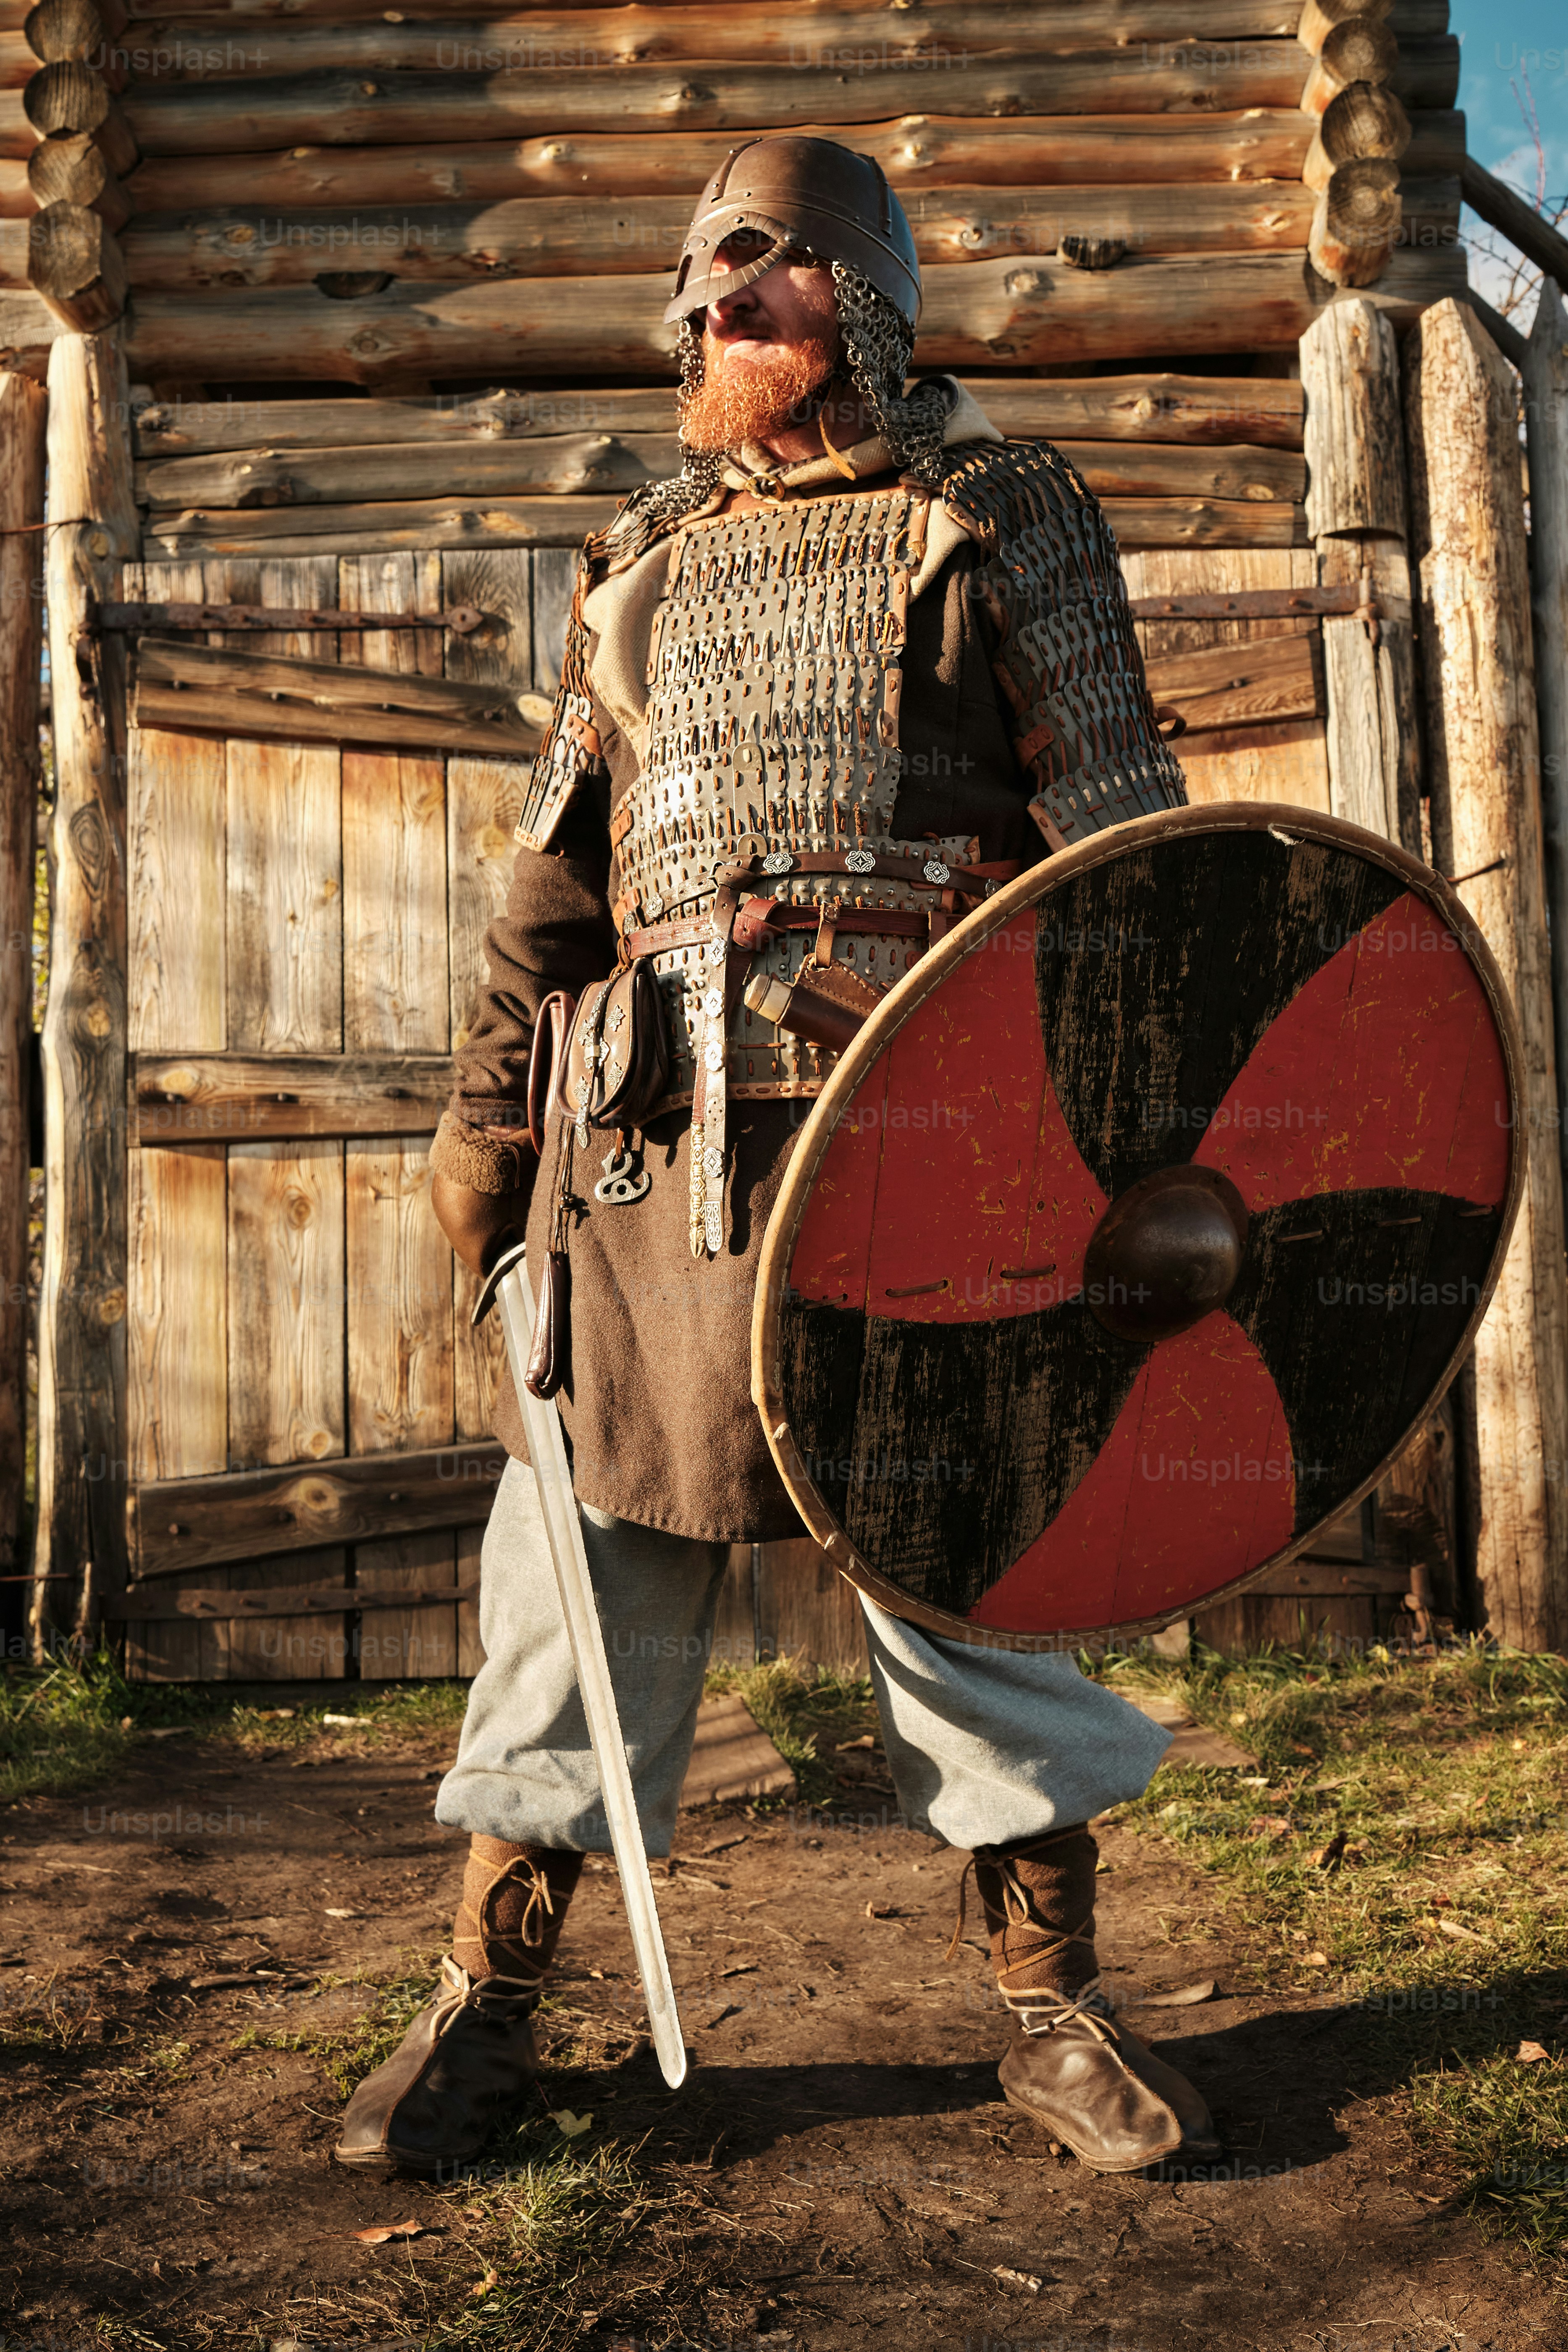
[558, 956, 671, 1134]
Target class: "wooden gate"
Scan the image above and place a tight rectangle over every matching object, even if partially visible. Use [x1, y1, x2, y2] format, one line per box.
[116, 545, 572, 1680]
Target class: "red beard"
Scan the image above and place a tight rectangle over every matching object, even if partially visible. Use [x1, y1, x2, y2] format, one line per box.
[679, 324, 837, 452]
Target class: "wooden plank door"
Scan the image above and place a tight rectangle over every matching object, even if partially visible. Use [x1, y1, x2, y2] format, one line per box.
[121, 548, 561, 1680]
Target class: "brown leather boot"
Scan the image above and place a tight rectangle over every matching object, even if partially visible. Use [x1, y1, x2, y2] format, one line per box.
[967, 1825, 1222, 2174]
[334, 1839, 581, 2174]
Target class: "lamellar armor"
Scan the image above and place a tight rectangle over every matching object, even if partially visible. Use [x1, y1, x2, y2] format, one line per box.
[515, 435, 1186, 1252]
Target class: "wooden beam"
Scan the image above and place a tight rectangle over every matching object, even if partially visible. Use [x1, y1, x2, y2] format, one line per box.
[130, 1440, 507, 1575]
[95, 3, 1320, 76]
[1300, 297, 1422, 850]
[28, 127, 129, 227]
[1245, 1562, 1411, 1596]
[105, 0, 1455, 23]
[34, 328, 137, 1648]
[120, 248, 1469, 385]
[1297, 0, 1392, 52]
[1525, 278, 1568, 1204]
[132, 634, 543, 757]
[27, 198, 124, 327]
[1309, 156, 1402, 287]
[1466, 289, 1528, 372]
[105, 1577, 479, 1620]
[22, 60, 135, 173]
[120, 50, 1328, 157]
[1405, 297, 1568, 1651]
[133, 1050, 453, 1142]
[1143, 631, 1320, 730]
[1301, 18, 1399, 116]
[1305, 78, 1410, 190]
[136, 491, 1306, 564]
[0, 369, 43, 1595]
[0, 283, 63, 372]
[1460, 154, 1568, 300]
[129, 373, 1308, 459]
[121, 180, 1321, 295]
[132, 432, 1306, 513]
[25, 0, 128, 66]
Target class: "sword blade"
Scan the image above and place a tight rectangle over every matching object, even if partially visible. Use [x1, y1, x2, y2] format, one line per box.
[490, 1249, 688, 2090]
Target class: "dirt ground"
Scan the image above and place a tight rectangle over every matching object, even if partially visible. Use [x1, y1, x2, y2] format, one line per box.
[0, 1709, 1560, 2352]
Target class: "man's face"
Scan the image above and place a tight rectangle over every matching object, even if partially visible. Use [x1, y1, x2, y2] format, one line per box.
[678, 228, 839, 451]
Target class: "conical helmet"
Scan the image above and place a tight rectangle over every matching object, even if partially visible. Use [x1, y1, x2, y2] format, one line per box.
[663, 134, 921, 329]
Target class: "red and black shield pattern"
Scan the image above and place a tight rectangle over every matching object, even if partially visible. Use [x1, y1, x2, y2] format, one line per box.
[754, 808, 1523, 1646]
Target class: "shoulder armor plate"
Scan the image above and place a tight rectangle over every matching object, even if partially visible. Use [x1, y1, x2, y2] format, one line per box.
[938, 438, 1186, 848]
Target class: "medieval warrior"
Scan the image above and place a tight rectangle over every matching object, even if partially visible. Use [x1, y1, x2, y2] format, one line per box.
[335, 135, 1221, 2178]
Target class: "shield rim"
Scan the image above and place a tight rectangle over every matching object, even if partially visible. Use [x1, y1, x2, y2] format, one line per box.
[750, 801, 1528, 1652]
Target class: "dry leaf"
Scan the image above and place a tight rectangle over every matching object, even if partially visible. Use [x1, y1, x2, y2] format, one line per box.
[837, 1735, 876, 1751]
[351, 2218, 440, 2244]
[993, 2266, 1042, 2293]
[1304, 1951, 1330, 1968]
[1306, 1832, 1348, 1871]
[1516, 2040, 1550, 2064]
[1247, 1816, 1292, 1840]
[1437, 1917, 1488, 1944]
[549, 2108, 592, 2137]
[1137, 1979, 1217, 2009]
[865, 1900, 900, 1919]
[324, 1908, 359, 1919]
[322, 1712, 360, 1728]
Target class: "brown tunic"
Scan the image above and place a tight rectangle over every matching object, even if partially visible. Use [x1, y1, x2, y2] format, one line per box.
[445, 451, 1055, 1541]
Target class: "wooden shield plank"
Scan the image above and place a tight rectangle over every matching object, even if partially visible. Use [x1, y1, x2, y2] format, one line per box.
[752, 803, 1525, 1650]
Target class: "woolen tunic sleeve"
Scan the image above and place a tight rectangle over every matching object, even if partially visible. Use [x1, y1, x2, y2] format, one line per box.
[431, 701, 619, 1203]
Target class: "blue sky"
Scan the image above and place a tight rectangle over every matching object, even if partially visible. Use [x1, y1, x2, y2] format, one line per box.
[1449, 0, 1567, 307]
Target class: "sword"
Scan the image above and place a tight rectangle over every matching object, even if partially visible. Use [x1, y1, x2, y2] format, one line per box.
[473, 1239, 688, 2090]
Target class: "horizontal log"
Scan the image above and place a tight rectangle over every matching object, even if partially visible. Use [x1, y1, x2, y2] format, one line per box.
[27, 128, 129, 225]
[105, 1578, 479, 1620]
[123, 180, 1321, 294]
[1297, 0, 1392, 53]
[110, 0, 1454, 23]
[1310, 155, 1402, 287]
[121, 50, 1323, 157]
[23, 61, 137, 171]
[0, 156, 24, 211]
[142, 491, 624, 556]
[133, 1050, 454, 1141]
[121, 248, 1469, 384]
[134, 430, 1307, 512]
[26, 0, 129, 64]
[140, 490, 1307, 563]
[124, 112, 1325, 212]
[130, 1441, 507, 1575]
[1301, 17, 1398, 115]
[28, 197, 125, 327]
[130, 373, 1308, 458]
[1244, 1561, 1412, 1596]
[1305, 79, 1411, 189]
[133, 632, 544, 754]
[75, 4, 1314, 79]
[0, 212, 21, 278]
[1145, 631, 1321, 728]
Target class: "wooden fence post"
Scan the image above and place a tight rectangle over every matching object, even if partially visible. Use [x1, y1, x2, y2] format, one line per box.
[0, 373, 45, 1597]
[1405, 296, 1568, 1650]
[1525, 278, 1568, 1200]
[1300, 297, 1422, 850]
[32, 328, 136, 1650]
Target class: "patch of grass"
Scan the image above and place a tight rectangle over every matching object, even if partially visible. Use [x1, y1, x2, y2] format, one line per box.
[1094, 1638, 1568, 2269]
[0, 1650, 140, 1803]
[704, 1653, 878, 1807]
[232, 1948, 444, 2100]
[0, 1968, 97, 2051]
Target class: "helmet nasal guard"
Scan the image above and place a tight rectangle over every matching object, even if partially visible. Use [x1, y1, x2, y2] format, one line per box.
[663, 134, 922, 329]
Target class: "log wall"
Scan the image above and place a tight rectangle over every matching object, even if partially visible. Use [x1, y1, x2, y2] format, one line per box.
[13, 0, 1492, 1675]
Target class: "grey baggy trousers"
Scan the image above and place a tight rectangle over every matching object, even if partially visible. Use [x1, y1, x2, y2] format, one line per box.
[435, 1460, 1170, 1856]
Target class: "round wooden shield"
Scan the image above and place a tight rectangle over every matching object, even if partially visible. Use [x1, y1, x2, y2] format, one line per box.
[751, 803, 1526, 1649]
